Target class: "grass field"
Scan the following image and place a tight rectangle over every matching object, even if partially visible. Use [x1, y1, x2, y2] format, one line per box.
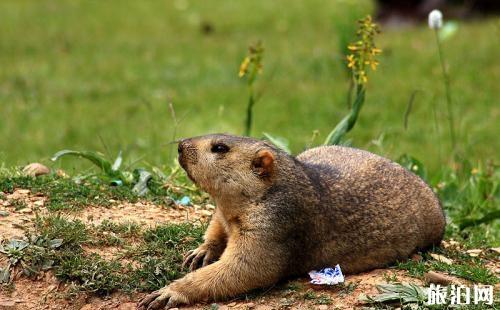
[0, 1, 498, 308]
[0, 1, 498, 173]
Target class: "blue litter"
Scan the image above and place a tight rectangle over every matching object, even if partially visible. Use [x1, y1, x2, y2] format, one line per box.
[309, 264, 345, 285]
[176, 196, 191, 206]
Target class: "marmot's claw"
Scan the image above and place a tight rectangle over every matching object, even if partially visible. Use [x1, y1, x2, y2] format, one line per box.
[189, 249, 207, 271]
[137, 287, 186, 310]
[181, 250, 195, 270]
[137, 290, 161, 310]
[182, 245, 218, 271]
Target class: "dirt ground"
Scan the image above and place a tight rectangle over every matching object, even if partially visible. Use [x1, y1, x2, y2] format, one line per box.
[0, 189, 465, 309]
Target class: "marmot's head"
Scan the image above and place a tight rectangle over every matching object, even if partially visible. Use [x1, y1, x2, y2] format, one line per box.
[177, 134, 283, 200]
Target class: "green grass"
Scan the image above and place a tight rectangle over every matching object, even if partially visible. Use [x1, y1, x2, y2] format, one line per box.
[1, 214, 204, 294]
[0, 174, 139, 211]
[0, 1, 498, 173]
[0, 169, 204, 211]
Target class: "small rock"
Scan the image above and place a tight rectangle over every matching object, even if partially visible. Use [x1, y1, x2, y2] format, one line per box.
[33, 200, 44, 207]
[424, 271, 455, 285]
[206, 204, 216, 210]
[490, 247, 500, 254]
[243, 303, 255, 309]
[254, 306, 273, 310]
[0, 210, 9, 217]
[18, 208, 32, 214]
[0, 300, 16, 308]
[318, 305, 328, 310]
[117, 302, 137, 310]
[17, 189, 30, 195]
[227, 302, 237, 307]
[80, 304, 94, 310]
[23, 163, 50, 177]
[411, 254, 422, 262]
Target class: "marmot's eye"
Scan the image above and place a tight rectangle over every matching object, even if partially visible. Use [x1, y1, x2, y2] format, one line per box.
[211, 143, 229, 153]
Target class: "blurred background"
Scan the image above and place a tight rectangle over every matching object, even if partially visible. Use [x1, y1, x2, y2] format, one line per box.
[0, 0, 498, 172]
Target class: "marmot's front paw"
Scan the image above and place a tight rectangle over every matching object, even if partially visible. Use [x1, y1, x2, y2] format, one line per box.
[182, 242, 224, 271]
[137, 286, 189, 310]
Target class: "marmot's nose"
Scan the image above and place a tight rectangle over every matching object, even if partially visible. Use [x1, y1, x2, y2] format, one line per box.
[178, 140, 188, 154]
[178, 139, 194, 156]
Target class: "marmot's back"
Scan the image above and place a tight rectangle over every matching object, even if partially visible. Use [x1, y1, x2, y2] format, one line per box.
[296, 146, 445, 273]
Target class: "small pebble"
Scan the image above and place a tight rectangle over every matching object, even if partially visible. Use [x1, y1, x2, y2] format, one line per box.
[23, 163, 50, 177]
[0, 210, 9, 217]
[200, 210, 212, 216]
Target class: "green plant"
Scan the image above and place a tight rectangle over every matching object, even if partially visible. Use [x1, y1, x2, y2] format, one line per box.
[239, 41, 264, 136]
[436, 163, 499, 239]
[429, 10, 457, 153]
[0, 235, 64, 283]
[324, 15, 381, 145]
[359, 283, 427, 306]
[51, 149, 157, 196]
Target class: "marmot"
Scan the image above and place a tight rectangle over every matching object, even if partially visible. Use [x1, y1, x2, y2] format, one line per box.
[138, 134, 445, 309]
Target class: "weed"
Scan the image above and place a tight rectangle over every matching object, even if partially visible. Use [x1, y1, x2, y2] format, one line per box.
[55, 253, 125, 295]
[0, 174, 141, 211]
[429, 10, 457, 152]
[339, 282, 358, 296]
[35, 215, 89, 248]
[96, 219, 141, 238]
[127, 223, 204, 291]
[285, 281, 302, 292]
[324, 15, 381, 146]
[383, 272, 399, 283]
[10, 199, 28, 211]
[315, 293, 332, 305]
[396, 249, 498, 285]
[0, 235, 64, 282]
[239, 41, 264, 136]
[302, 290, 316, 300]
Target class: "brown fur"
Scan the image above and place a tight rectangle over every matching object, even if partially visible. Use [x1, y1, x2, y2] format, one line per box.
[138, 134, 445, 309]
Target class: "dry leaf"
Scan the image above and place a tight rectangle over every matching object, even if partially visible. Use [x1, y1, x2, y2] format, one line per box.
[466, 249, 482, 257]
[429, 253, 453, 265]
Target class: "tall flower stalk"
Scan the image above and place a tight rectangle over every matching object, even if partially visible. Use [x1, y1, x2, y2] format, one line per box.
[429, 9, 456, 152]
[239, 41, 264, 136]
[324, 15, 381, 145]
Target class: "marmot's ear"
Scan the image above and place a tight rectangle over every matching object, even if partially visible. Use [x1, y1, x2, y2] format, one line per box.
[252, 149, 274, 178]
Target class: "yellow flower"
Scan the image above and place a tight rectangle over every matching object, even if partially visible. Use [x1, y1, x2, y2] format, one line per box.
[238, 57, 250, 78]
[345, 15, 381, 85]
[347, 55, 355, 68]
[238, 41, 264, 79]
